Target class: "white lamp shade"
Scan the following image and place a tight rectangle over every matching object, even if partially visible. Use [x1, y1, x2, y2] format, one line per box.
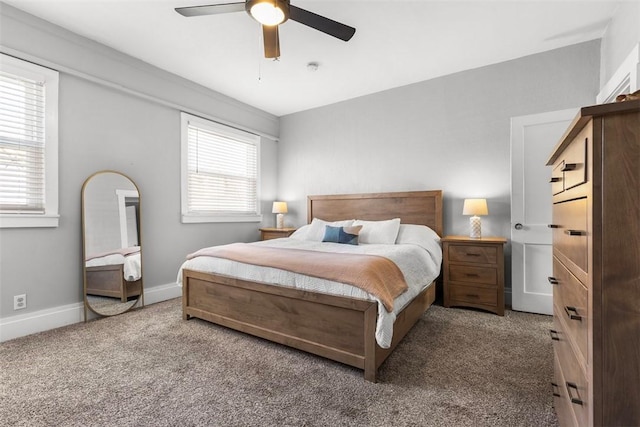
[462, 199, 488, 216]
[272, 201, 288, 214]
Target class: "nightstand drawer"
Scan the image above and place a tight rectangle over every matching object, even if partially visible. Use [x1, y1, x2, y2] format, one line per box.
[449, 283, 497, 307]
[448, 245, 498, 264]
[449, 265, 497, 285]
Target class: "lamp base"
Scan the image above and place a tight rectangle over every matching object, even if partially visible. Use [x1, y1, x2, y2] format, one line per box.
[276, 213, 284, 229]
[469, 216, 482, 238]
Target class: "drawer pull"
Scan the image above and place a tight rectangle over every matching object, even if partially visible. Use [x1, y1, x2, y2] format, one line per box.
[551, 382, 561, 397]
[549, 329, 560, 341]
[566, 382, 583, 405]
[548, 276, 559, 285]
[565, 229, 584, 236]
[549, 177, 561, 183]
[548, 224, 560, 229]
[465, 273, 480, 277]
[564, 306, 582, 321]
[465, 294, 479, 299]
[561, 163, 578, 172]
[465, 253, 481, 257]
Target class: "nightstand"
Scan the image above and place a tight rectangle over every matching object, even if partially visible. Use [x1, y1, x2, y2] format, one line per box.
[259, 227, 296, 241]
[441, 236, 507, 316]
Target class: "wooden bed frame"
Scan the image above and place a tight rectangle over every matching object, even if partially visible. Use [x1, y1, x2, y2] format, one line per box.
[86, 264, 142, 303]
[182, 190, 443, 382]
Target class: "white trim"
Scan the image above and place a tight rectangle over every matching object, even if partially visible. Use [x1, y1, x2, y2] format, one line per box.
[0, 214, 60, 228]
[182, 214, 263, 223]
[0, 282, 182, 342]
[597, 43, 639, 104]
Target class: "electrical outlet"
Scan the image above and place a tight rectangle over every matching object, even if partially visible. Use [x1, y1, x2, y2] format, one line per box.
[14, 294, 27, 310]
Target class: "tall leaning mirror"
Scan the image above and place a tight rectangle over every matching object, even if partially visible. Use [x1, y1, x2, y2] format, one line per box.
[82, 170, 143, 319]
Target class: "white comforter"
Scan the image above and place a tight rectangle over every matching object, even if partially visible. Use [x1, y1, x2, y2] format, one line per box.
[86, 253, 142, 281]
[177, 237, 442, 348]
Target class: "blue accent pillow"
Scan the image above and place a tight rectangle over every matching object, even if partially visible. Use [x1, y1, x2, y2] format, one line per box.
[322, 225, 362, 245]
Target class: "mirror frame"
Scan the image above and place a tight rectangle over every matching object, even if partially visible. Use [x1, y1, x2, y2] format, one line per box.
[81, 170, 144, 319]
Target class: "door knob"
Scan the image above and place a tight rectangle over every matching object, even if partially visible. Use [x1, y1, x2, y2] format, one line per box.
[514, 223, 523, 230]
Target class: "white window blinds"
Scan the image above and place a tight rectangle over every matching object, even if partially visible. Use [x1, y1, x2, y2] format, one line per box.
[0, 68, 46, 213]
[182, 113, 260, 222]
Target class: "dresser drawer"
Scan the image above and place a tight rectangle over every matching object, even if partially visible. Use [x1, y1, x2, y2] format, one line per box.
[552, 258, 588, 364]
[448, 283, 497, 307]
[553, 314, 589, 427]
[551, 162, 565, 196]
[448, 244, 498, 264]
[552, 198, 588, 279]
[561, 132, 587, 191]
[553, 351, 578, 427]
[448, 265, 497, 285]
[551, 123, 589, 200]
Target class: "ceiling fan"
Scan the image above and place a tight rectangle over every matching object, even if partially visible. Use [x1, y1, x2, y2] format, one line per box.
[175, 0, 356, 59]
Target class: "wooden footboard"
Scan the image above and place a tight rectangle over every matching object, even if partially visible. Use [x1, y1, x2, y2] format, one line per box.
[86, 265, 142, 302]
[182, 268, 435, 382]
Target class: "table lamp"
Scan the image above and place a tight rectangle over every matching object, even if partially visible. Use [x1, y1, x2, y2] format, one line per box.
[272, 201, 288, 229]
[463, 198, 488, 238]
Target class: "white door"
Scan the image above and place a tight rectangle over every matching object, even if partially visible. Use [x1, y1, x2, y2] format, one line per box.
[510, 109, 576, 314]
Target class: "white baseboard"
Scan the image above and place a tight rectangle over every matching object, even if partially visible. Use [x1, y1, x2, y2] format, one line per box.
[0, 282, 182, 343]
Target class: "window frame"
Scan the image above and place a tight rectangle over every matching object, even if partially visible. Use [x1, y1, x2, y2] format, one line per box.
[180, 112, 262, 224]
[0, 54, 59, 228]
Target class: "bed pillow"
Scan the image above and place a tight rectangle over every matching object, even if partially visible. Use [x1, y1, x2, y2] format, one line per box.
[305, 218, 355, 241]
[289, 224, 311, 240]
[395, 224, 443, 262]
[322, 225, 362, 245]
[395, 224, 441, 244]
[352, 218, 401, 244]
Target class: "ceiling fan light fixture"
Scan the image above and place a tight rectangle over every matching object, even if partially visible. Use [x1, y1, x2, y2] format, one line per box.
[247, 0, 289, 26]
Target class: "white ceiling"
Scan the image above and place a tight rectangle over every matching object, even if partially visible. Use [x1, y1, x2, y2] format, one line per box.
[3, 0, 622, 116]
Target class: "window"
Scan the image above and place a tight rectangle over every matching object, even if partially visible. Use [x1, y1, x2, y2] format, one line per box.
[0, 54, 59, 228]
[181, 112, 261, 223]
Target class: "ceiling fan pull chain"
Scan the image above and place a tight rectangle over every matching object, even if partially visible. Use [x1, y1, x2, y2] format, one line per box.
[257, 23, 263, 82]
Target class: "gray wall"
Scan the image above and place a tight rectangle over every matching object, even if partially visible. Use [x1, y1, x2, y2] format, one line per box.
[0, 5, 279, 317]
[277, 41, 601, 290]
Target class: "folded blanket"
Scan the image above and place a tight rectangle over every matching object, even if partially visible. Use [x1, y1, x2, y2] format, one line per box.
[86, 246, 140, 261]
[187, 243, 408, 312]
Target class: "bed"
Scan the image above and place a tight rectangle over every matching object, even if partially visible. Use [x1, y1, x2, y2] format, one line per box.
[85, 248, 142, 302]
[180, 190, 443, 382]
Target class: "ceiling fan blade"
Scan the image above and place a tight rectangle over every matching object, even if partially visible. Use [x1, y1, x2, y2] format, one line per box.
[289, 5, 355, 41]
[175, 2, 246, 17]
[263, 25, 280, 59]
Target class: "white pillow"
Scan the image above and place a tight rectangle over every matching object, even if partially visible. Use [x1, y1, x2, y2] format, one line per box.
[352, 218, 401, 244]
[395, 224, 442, 265]
[395, 224, 441, 245]
[289, 224, 311, 240]
[306, 218, 355, 241]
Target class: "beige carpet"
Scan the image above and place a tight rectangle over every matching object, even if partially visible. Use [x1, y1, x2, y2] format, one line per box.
[0, 298, 558, 427]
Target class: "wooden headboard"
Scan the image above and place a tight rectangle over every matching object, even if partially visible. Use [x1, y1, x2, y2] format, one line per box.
[307, 190, 443, 237]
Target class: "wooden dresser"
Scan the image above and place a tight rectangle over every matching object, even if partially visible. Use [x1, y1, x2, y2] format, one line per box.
[441, 236, 507, 316]
[546, 100, 640, 427]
